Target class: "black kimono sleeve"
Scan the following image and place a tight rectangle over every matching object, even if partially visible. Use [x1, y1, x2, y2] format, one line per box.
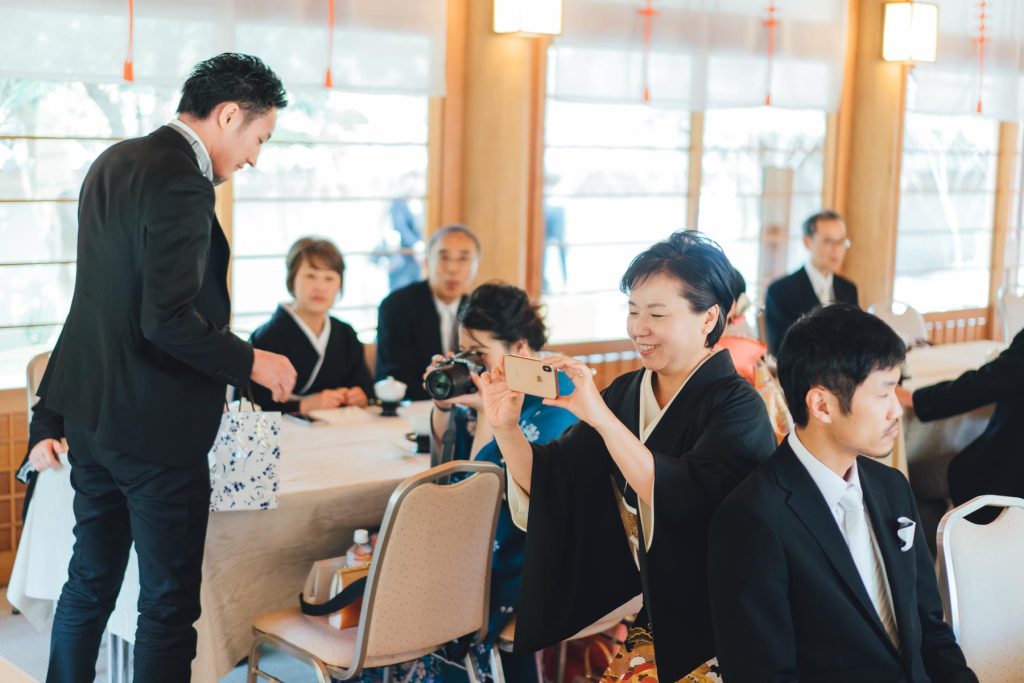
[513, 406, 643, 656]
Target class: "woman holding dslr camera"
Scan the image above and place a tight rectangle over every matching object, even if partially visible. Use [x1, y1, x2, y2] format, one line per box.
[390, 282, 576, 683]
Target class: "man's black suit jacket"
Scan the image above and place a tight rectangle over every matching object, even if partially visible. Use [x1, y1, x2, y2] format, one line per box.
[709, 441, 976, 683]
[37, 126, 253, 468]
[914, 328, 1024, 507]
[375, 279, 464, 401]
[765, 266, 859, 354]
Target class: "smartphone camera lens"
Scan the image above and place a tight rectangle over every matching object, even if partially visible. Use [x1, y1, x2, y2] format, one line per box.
[542, 365, 551, 372]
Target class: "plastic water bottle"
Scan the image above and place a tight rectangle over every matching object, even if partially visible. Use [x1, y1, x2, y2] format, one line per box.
[346, 529, 373, 568]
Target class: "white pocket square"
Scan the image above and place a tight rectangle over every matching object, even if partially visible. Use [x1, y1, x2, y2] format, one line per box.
[896, 516, 916, 552]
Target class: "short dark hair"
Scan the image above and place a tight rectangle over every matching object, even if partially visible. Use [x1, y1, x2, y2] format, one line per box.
[459, 282, 547, 351]
[427, 224, 481, 257]
[729, 266, 747, 304]
[619, 230, 736, 347]
[177, 53, 287, 120]
[777, 304, 906, 427]
[285, 237, 345, 297]
[802, 209, 845, 238]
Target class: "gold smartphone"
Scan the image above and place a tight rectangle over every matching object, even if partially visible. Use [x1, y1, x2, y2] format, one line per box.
[504, 354, 559, 399]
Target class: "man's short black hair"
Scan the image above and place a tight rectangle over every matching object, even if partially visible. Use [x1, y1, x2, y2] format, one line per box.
[777, 304, 906, 427]
[619, 230, 736, 347]
[802, 209, 845, 238]
[177, 53, 287, 120]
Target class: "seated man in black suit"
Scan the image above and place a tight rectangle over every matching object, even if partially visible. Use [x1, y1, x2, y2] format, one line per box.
[898, 327, 1024, 523]
[375, 224, 480, 400]
[764, 210, 858, 354]
[709, 305, 976, 683]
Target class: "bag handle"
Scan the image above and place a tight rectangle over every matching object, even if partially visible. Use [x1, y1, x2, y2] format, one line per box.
[298, 576, 367, 617]
[224, 385, 258, 413]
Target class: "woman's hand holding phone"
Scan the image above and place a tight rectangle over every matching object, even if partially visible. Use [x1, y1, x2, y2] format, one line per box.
[533, 355, 614, 430]
[472, 359, 524, 435]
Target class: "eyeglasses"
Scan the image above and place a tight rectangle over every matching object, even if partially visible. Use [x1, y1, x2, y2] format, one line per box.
[819, 237, 852, 250]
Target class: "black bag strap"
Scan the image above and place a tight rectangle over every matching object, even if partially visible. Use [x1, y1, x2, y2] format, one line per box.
[298, 576, 368, 617]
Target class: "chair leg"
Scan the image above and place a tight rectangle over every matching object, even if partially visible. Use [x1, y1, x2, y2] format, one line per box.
[465, 654, 480, 683]
[248, 632, 329, 683]
[247, 638, 262, 683]
[489, 644, 506, 683]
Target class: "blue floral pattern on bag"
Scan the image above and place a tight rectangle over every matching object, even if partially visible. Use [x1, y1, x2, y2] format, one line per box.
[208, 409, 281, 511]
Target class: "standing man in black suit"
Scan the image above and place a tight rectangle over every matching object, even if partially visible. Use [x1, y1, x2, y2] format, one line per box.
[36, 54, 297, 683]
[709, 305, 976, 683]
[898, 327, 1024, 522]
[764, 210, 859, 354]
[375, 224, 480, 400]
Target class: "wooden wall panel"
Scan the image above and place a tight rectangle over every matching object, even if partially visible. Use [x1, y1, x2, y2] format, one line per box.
[0, 389, 28, 585]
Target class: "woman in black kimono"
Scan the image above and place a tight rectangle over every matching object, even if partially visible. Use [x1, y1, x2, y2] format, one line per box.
[478, 231, 777, 682]
[249, 237, 374, 414]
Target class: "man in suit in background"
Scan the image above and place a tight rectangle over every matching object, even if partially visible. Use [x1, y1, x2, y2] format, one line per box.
[899, 327, 1024, 524]
[764, 210, 859, 354]
[36, 53, 297, 682]
[709, 305, 976, 683]
[375, 224, 480, 400]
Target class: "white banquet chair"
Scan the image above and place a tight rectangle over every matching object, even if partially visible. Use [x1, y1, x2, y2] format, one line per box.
[937, 494, 1024, 682]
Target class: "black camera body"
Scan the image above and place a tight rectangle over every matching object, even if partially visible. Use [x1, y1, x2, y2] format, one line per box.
[425, 351, 485, 400]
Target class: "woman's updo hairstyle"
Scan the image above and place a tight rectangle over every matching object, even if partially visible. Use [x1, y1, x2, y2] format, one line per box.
[619, 230, 736, 348]
[458, 282, 548, 351]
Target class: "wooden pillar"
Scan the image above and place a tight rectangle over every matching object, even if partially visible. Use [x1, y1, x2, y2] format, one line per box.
[687, 112, 704, 230]
[841, 0, 907, 309]
[215, 179, 234, 296]
[456, 0, 545, 287]
[989, 122, 1020, 339]
[427, 0, 469, 235]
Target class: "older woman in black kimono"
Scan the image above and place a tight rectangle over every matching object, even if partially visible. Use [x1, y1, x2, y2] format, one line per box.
[249, 237, 374, 414]
[478, 231, 776, 682]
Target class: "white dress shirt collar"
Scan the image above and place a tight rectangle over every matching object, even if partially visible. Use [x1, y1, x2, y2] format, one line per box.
[804, 262, 835, 305]
[433, 295, 461, 352]
[788, 430, 860, 512]
[167, 118, 214, 184]
[282, 304, 331, 396]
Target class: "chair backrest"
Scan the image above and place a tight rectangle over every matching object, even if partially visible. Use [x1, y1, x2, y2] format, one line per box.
[345, 460, 503, 675]
[25, 352, 51, 428]
[937, 495, 1024, 682]
[998, 287, 1024, 341]
[867, 301, 928, 346]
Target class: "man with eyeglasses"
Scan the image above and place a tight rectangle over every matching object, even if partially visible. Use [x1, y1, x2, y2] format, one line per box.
[375, 224, 481, 400]
[764, 210, 859, 355]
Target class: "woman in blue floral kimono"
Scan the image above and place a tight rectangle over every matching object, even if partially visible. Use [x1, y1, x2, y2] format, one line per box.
[355, 282, 577, 683]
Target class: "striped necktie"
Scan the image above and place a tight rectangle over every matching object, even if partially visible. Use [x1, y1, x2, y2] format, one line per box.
[838, 484, 900, 649]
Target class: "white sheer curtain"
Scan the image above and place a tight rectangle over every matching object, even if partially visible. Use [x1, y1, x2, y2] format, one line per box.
[906, 0, 1024, 122]
[0, 0, 446, 95]
[548, 0, 849, 111]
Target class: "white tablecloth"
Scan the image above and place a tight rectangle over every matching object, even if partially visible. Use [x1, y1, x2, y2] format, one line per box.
[7, 402, 433, 682]
[902, 340, 1002, 466]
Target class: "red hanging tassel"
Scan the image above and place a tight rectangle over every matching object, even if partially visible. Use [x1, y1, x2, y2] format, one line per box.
[637, 0, 658, 103]
[763, 1, 779, 106]
[123, 0, 135, 82]
[975, 1, 988, 114]
[324, 0, 335, 89]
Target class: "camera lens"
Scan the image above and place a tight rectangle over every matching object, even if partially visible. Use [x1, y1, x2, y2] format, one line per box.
[542, 365, 551, 372]
[425, 362, 477, 400]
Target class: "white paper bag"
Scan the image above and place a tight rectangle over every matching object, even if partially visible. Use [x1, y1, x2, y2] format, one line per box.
[207, 402, 281, 511]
